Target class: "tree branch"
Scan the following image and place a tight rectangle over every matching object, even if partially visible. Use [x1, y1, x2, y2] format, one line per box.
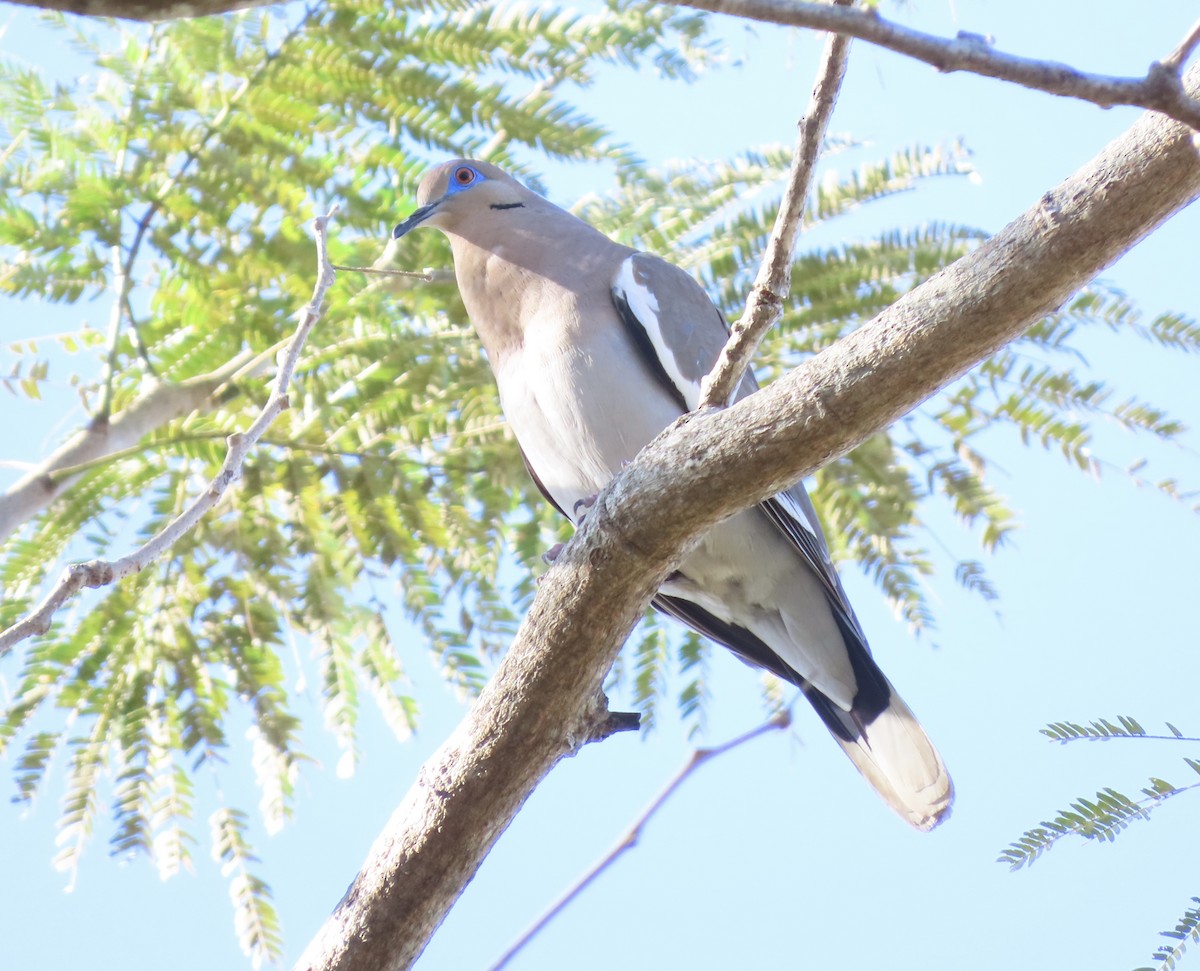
[294, 67, 1200, 971]
[3, 0, 270, 22]
[96, 241, 136, 421]
[96, 31, 158, 418]
[1163, 18, 1200, 73]
[490, 709, 792, 970]
[330, 264, 452, 284]
[0, 8, 328, 548]
[0, 347, 273, 545]
[672, 1, 1200, 131]
[699, 0, 854, 408]
[0, 208, 338, 656]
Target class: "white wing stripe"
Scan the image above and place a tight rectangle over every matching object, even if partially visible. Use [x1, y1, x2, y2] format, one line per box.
[614, 256, 703, 411]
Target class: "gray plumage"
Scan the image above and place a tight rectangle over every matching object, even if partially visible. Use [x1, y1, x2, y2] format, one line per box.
[393, 159, 953, 830]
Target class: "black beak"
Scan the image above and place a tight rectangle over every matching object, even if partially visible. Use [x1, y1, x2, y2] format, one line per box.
[392, 201, 438, 240]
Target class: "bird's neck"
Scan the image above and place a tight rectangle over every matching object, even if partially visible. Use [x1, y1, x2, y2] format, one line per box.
[447, 216, 631, 361]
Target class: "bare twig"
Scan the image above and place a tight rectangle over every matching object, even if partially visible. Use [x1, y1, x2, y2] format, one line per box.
[490, 709, 792, 971]
[331, 263, 451, 283]
[97, 209, 153, 419]
[1162, 17, 1200, 72]
[1058, 731, 1200, 744]
[672, 0, 1200, 131]
[0, 208, 338, 657]
[699, 0, 854, 409]
[97, 244, 132, 419]
[122, 289, 159, 375]
[97, 33, 157, 419]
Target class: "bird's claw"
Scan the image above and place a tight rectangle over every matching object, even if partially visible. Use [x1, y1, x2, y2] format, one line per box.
[572, 494, 597, 522]
[539, 495, 599, 581]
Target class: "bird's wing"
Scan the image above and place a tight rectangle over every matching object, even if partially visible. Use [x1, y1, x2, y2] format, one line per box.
[760, 486, 867, 646]
[518, 445, 568, 518]
[610, 251, 867, 647]
[609, 252, 730, 412]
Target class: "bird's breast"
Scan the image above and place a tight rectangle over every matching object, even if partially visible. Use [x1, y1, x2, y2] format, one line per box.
[492, 308, 681, 514]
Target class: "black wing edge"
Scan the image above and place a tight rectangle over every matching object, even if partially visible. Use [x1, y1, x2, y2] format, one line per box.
[610, 283, 689, 412]
[518, 445, 568, 518]
[760, 495, 868, 646]
[653, 589, 891, 739]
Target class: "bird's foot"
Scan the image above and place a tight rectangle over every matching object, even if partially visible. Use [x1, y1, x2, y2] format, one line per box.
[572, 493, 597, 523]
[538, 493, 599, 581]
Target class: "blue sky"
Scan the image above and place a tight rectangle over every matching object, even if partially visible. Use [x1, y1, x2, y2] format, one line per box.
[3, 2, 1200, 970]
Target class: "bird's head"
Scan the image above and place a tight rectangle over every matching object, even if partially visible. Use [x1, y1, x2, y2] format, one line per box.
[392, 159, 530, 240]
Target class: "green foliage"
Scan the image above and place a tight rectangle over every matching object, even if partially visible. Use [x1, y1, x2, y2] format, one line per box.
[0, 3, 709, 960]
[1137, 897, 1200, 971]
[999, 716, 1200, 870]
[1041, 715, 1149, 742]
[1001, 717, 1200, 971]
[998, 783, 1175, 871]
[211, 805, 282, 967]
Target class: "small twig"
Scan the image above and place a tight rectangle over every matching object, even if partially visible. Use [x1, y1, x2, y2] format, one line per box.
[674, 0, 1200, 131]
[489, 708, 792, 971]
[96, 33, 157, 419]
[96, 242, 135, 421]
[1052, 732, 1200, 745]
[0, 207, 339, 657]
[1162, 17, 1200, 72]
[1000, 779, 1200, 870]
[588, 710, 642, 741]
[699, 0, 855, 409]
[38, 425, 492, 484]
[122, 291, 159, 377]
[330, 263, 451, 283]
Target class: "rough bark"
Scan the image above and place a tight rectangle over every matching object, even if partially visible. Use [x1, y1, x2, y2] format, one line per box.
[4, 0, 265, 19]
[295, 69, 1200, 971]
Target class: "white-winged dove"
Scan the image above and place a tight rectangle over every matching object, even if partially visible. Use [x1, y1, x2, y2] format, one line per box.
[393, 159, 953, 830]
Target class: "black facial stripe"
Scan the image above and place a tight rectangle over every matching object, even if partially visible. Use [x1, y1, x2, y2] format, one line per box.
[489, 202, 526, 211]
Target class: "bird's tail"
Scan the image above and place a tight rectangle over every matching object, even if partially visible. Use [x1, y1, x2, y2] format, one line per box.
[804, 681, 953, 832]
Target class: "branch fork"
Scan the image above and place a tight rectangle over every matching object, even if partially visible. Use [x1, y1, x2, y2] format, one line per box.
[0, 207, 338, 656]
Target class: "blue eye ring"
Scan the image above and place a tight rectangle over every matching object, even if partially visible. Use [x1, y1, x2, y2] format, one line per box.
[448, 164, 483, 193]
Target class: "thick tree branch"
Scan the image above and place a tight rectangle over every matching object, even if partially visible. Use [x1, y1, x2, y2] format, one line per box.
[295, 68, 1200, 971]
[673, 1, 1200, 131]
[699, 0, 853, 408]
[3, 0, 267, 19]
[0, 209, 337, 656]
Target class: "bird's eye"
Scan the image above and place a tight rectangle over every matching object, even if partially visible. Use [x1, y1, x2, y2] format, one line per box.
[453, 166, 476, 186]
